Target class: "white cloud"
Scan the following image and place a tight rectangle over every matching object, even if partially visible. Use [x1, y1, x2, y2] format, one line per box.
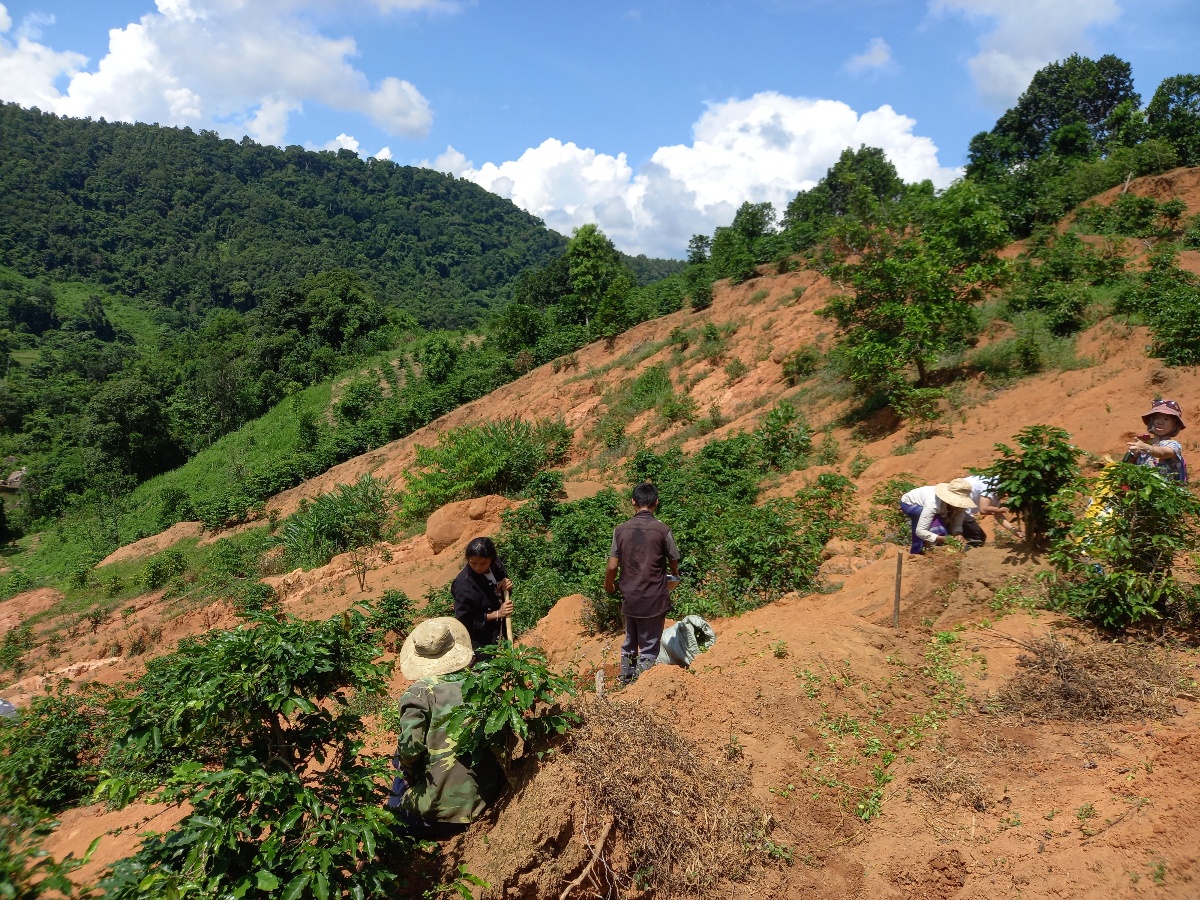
[0, 5, 11, 33]
[372, 0, 465, 11]
[845, 37, 893, 74]
[932, 0, 1120, 108]
[434, 92, 959, 258]
[0, 0, 432, 142]
[322, 133, 360, 154]
[373, 145, 393, 161]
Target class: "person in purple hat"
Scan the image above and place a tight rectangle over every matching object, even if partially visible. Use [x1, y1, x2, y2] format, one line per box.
[1125, 399, 1187, 482]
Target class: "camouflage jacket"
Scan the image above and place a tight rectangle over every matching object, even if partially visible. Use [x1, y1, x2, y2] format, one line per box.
[394, 673, 504, 825]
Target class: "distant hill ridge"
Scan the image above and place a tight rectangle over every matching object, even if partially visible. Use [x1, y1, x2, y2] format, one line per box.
[0, 102, 570, 328]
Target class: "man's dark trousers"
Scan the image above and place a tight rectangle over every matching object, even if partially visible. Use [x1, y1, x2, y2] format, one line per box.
[620, 614, 665, 684]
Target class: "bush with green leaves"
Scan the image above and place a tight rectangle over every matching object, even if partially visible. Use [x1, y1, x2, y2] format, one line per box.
[98, 611, 411, 900]
[0, 683, 110, 819]
[0, 625, 34, 676]
[366, 589, 416, 650]
[869, 474, 919, 544]
[496, 490, 626, 635]
[138, 547, 188, 590]
[401, 417, 571, 522]
[0, 816, 97, 899]
[281, 474, 398, 569]
[1115, 249, 1200, 367]
[442, 642, 577, 773]
[754, 400, 812, 471]
[980, 425, 1080, 545]
[1003, 230, 1123, 335]
[1074, 194, 1188, 238]
[1046, 462, 1200, 628]
[781, 346, 820, 385]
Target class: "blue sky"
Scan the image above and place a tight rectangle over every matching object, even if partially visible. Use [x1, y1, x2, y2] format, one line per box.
[1, 0, 1197, 257]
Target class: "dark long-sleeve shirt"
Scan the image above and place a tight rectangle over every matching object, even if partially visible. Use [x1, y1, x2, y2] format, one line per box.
[451, 558, 508, 651]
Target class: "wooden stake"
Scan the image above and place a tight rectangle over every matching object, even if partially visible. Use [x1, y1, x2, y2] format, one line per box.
[503, 589, 514, 644]
[893, 551, 903, 630]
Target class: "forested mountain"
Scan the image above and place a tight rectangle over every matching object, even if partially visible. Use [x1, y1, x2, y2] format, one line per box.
[0, 103, 567, 329]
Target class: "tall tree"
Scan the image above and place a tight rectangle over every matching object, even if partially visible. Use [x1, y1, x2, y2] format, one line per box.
[819, 182, 1008, 399]
[783, 146, 907, 250]
[1148, 74, 1200, 166]
[966, 54, 1139, 175]
[563, 224, 624, 327]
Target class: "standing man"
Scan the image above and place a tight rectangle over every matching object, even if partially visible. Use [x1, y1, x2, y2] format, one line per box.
[605, 482, 681, 685]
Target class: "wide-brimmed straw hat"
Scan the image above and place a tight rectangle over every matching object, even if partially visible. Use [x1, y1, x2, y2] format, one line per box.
[935, 478, 977, 509]
[1142, 399, 1186, 431]
[399, 617, 474, 679]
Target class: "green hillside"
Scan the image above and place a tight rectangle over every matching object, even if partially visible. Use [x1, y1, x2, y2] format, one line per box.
[0, 102, 567, 330]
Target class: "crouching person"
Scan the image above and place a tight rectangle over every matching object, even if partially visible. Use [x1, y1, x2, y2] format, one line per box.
[389, 617, 505, 835]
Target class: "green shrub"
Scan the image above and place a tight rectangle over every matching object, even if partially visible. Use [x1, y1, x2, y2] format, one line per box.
[281, 474, 398, 569]
[659, 393, 698, 425]
[1074, 194, 1188, 238]
[0, 625, 34, 676]
[869, 474, 918, 544]
[755, 400, 812, 471]
[442, 643, 577, 772]
[697, 323, 727, 360]
[367, 589, 416, 649]
[781, 345, 820, 385]
[138, 548, 188, 590]
[1117, 250, 1200, 366]
[99, 612, 409, 900]
[156, 486, 195, 531]
[1047, 462, 1200, 628]
[3, 568, 33, 598]
[981, 425, 1080, 545]
[335, 377, 384, 425]
[724, 357, 749, 382]
[401, 418, 571, 522]
[0, 817, 96, 899]
[520, 470, 565, 521]
[421, 583, 455, 618]
[0, 685, 108, 817]
[233, 582, 278, 616]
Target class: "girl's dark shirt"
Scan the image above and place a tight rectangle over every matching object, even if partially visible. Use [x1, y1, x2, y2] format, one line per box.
[451, 558, 509, 651]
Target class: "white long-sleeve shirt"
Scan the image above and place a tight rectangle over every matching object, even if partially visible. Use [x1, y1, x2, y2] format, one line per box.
[900, 485, 965, 543]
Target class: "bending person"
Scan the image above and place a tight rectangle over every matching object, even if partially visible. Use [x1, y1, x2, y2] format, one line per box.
[899, 479, 976, 555]
[451, 536, 513, 657]
[390, 617, 505, 833]
[961, 475, 1023, 546]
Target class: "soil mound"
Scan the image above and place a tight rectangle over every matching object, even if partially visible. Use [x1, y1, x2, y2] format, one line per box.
[97, 521, 204, 568]
[425, 495, 516, 554]
[0, 587, 63, 635]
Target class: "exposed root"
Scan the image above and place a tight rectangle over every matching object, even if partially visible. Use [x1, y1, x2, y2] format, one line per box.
[559, 818, 613, 900]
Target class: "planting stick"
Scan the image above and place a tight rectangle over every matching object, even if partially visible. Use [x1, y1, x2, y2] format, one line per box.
[893, 551, 902, 629]
[504, 589, 514, 644]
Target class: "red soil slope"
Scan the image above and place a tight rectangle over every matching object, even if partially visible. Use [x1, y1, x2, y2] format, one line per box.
[12, 167, 1200, 897]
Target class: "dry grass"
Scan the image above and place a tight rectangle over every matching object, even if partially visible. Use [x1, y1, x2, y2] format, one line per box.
[910, 755, 990, 811]
[567, 698, 764, 897]
[996, 635, 1182, 722]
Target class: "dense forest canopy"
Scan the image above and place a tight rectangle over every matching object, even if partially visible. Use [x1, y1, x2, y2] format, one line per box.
[0, 102, 568, 330]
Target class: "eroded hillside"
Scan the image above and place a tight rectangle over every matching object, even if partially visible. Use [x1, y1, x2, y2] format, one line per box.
[7, 167, 1200, 898]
